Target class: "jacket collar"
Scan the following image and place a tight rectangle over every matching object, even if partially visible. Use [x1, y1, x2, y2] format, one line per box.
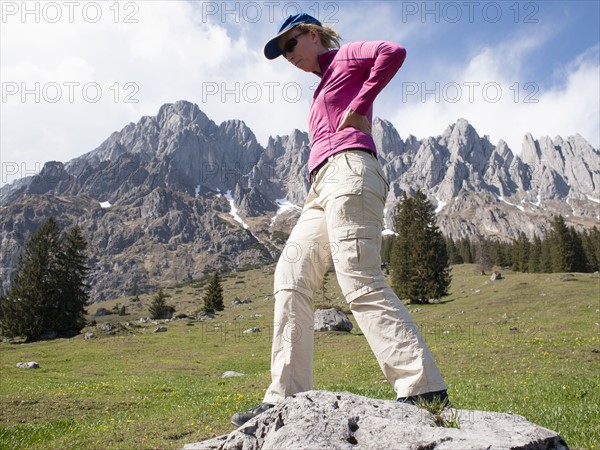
[314, 49, 338, 77]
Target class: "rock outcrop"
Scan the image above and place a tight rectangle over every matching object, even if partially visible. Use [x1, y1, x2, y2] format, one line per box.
[314, 308, 353, 332]
[182, 390, 569, 450]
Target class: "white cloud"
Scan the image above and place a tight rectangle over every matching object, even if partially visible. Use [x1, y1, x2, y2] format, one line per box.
[1, 1, 597, 188]
[529, 45, 600, 148]
[0, 1, 325, 185]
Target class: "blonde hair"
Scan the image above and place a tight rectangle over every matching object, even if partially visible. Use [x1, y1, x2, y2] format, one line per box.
[295, 23, 341, 50]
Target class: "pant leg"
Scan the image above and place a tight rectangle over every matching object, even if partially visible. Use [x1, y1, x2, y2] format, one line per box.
[263, 195, 331, 404]
[350, 288, 447, 397]
[320, 150, 447, 397]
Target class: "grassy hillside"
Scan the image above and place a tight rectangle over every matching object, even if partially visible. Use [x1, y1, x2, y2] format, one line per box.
[0, 265, 598, 449]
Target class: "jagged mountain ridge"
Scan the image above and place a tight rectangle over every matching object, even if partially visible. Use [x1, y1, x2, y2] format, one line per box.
[0, 100, 598, 300]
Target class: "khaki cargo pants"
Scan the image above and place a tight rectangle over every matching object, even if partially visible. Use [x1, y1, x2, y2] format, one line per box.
[263, 150, 446, 404]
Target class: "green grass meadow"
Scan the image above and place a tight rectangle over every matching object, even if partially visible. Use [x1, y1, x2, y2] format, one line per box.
[0, 265, 598, 449]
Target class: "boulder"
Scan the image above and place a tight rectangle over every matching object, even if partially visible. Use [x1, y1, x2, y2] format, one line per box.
[314, 308, 353, 332]
[221, 371, 245, 378]
[243, 327, 260, 334]
[181, 390, 569, 450]
[99, 322, 114, 333]
[197, 312, 215, 321]
[16, 361, 40, 369]
[94, 307, 111, 316]
[232, 297, 253, 306]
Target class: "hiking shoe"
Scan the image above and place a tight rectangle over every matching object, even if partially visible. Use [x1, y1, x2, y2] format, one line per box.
[397, 389, 451, 407]
[231, 402, 274, 426]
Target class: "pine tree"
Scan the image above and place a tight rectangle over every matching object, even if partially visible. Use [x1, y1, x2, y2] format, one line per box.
[539, 236, 553, 272]
[58, 225, 90, 333]
[474, 236, 492, 274]
[581, 227, 600, 272]
[487, 239, 502, 267]
[202, 271, 224, 314]
[149, 289, 173, 319]
[130, 280, 140, 302]
[528, 235, 542, 273]
[380, 235, 395, 265]
[390, 193, 413, 300]
[0, 218, 61, 338]
[458, 237, 474, 264]
[503, 242, 514, 268]
[549, 215, 577, 272]
[569, 228, 587, 272]
[593, 227, 600, 271]
[445, 235, 463, 265]
[512, 232, 531, 272]
[391, 191, 452, 304]
[0, 217, 89, 339]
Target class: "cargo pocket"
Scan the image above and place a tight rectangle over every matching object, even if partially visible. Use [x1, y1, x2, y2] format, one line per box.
[335, 226, 381, 271]
[330, 183, 363, 228]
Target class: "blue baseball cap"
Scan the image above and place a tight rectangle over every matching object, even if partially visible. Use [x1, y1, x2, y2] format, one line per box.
[264, 13, 322, 60]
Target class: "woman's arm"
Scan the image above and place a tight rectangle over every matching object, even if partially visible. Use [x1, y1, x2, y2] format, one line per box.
[346, 41, 406, 115]
[336, 41, 406, 133]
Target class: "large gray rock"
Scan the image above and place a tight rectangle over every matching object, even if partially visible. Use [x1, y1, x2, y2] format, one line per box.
[182, 390, 568, 450]
[314, 308, 353, 332]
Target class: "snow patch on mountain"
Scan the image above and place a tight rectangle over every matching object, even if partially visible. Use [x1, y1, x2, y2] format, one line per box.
[270, 198, 302, 226]
[225, 190, 249, 229]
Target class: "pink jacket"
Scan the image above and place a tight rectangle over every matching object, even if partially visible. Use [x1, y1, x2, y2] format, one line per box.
[308, 41, 406, 174]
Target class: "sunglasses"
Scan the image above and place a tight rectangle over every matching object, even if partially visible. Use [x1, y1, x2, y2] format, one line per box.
[282, 31, 308, 58]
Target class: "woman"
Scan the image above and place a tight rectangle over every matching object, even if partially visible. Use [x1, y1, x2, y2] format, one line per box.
[232, 13, 448, 427]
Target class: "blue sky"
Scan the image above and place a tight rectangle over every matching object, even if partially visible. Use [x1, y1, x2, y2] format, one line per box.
[1, 1, 599, 186]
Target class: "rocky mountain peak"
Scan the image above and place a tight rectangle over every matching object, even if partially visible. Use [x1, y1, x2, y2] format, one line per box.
[520, 132, 541, 164]
[156, 100, 212, 133]
[495, 139, 512, 160]
[0, 101, 597, 300]
[25, 161, 70, 195]
[442, 117, 473, 137]
[372, 118, 404, 160]
[220, 119, 258, 147]
[442, 118, 492, 162]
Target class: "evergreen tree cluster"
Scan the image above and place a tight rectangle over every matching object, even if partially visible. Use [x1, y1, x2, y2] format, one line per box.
[383, 191, 597, 304]
[0, 217, 90, 339]
[444, 216, 600, 273]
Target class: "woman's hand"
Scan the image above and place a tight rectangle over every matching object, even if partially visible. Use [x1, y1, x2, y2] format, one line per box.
[336, 108, 372, 135]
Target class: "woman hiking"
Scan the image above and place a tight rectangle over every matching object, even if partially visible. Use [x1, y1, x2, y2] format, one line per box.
[232, 13, 448, 427]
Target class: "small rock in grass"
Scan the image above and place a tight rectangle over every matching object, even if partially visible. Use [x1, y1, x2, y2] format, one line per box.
[222, 371, 245, 378]
[17, 361, 39, 369]
[243, 327, 260, 334]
